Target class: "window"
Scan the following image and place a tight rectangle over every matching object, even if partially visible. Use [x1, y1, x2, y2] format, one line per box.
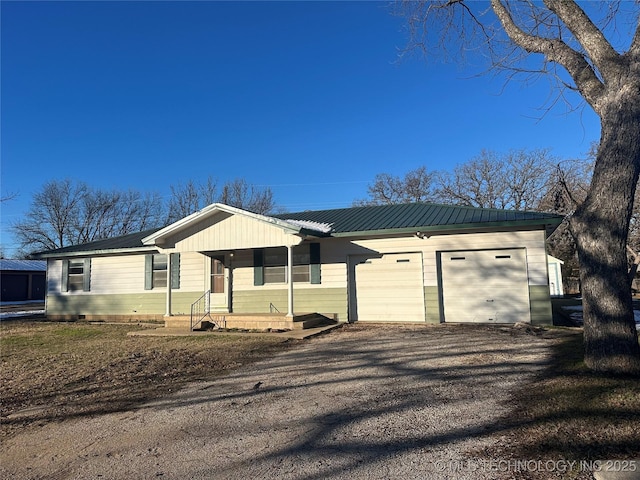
[263, 247, 309, 284]
[292, 248, 310, 283]
[68, 260, 85, 291]
[254, 244, 320, 285]
[264, 249, 286, 284]
[62, 258, 90, 292]
[211, 258, 224, 293]
[145, 253, 180, 290]
[152, 254, 167, 288]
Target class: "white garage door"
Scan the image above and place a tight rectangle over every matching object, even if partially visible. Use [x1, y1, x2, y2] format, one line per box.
[351, 252, 425, 322]
[440, 249, 530, 323]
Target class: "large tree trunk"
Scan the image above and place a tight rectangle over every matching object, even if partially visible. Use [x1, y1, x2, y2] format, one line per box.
[570, 92, 640, 375]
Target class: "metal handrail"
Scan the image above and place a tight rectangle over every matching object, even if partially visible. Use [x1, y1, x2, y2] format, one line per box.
[190, 290, 211, 330]
[269, 303, 281, 313]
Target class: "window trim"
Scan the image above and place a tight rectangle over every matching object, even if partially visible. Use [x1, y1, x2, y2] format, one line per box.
[145, 253, 180, 290]
[254, 244, 321, 285]
[62, 258, 91, 292]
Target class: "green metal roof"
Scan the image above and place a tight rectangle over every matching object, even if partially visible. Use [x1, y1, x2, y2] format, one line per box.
[35, 227, 163, 258]
[275, 203, 563, 236]
[36, 203, 563, 257]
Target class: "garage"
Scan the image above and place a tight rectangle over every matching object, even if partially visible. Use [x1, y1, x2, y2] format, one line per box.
[350, 252, 425, 322]
[440, 248, 530, 323]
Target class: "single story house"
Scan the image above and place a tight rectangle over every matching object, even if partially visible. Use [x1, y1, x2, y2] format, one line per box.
[0, 259, 47, 303]
[36, 202, 563, 329]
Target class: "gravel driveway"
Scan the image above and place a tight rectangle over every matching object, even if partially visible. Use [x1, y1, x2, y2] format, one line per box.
[1, 324, 556, 480]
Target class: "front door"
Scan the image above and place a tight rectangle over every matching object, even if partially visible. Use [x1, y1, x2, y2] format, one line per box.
[210, 256, 228, 311]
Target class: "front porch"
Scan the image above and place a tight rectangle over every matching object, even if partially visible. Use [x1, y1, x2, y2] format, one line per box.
[165, 312, 338, 331]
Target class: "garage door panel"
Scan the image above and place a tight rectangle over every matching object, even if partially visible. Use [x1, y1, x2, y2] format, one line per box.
[442, 252, 527, 284]
[441, 248, 530, 324]
[353, 253, 425, 322]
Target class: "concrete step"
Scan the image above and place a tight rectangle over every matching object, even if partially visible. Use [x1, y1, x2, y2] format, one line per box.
[164, 316, 192, 329]
[164, 313, 337, 331]
[292, 313, 338, 330]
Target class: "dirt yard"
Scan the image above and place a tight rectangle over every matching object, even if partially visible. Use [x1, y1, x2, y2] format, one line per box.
[1, 321, 638, 480]
[0, 320, 299, 439]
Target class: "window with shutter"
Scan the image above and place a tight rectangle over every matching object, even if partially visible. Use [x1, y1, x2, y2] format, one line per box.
[63, 258, 91, 292]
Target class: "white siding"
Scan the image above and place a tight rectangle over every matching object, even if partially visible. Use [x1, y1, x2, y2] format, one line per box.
[178, 252, 208, 292]
[47, 259, 62, 293]
[90, 255, 146, 293]
[352, 229, 548, 287]
[49, 252, 207, 296]
[171, 212, 302, 251]
[231, 229, 549, 294]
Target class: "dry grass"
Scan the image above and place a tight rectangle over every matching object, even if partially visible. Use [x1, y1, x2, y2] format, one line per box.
[480, 330, 640, 478]
[0, 319, 298, 438]
[3, 319, 639, 473]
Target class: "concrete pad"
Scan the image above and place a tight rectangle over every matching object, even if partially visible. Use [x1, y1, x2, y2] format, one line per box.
[127, 323, 342, 339]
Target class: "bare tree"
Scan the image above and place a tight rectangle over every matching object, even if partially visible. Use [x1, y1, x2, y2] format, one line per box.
[12, 179, 164, 256]
[1, 191, 18, 203]
[541, 150, 640, 293]
[73, 189, 165, 244]
[219, 178, 275, 215]
[12, 179, 88, 253]
[354, 166, 438, 206]
[167, 177, 276, 222]
[437, 149, 554, 210]
[358, 150, 554, 210]
[538, 155, 593, 293]
[398, 1, 640, 373]
[166, 177, 218, 224]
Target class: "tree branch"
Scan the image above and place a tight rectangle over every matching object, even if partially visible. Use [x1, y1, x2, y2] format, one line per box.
[490, 0, 605, 112]
[543, 0, 622, 81]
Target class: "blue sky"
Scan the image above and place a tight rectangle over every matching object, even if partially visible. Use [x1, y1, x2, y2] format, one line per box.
[1, 1, 600, 256]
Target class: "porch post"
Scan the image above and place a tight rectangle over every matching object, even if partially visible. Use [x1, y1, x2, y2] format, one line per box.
[165, 253, 172, 317]
[286, 244, 294, 318]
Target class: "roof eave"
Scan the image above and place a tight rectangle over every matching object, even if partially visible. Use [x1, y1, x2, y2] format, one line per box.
[35, 246, 159, 259]
[331, 218, 564, 238]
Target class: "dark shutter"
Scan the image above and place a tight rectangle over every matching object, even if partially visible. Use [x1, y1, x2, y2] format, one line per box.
[144, 254, 153, 290]
[83, 258, 91, 291]
[310, 243, 321, 284]
[61, 259, 69, 292]
[170, 253, 180, 289]
[253, 249, 264, 286]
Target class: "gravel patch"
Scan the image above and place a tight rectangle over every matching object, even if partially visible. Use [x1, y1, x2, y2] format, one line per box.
[0, 324, 556, 480]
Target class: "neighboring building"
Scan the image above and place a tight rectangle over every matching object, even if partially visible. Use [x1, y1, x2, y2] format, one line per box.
[0, 259, 47, 302]
[35, 203, 563, 328]
[547, 255, 565, 297]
